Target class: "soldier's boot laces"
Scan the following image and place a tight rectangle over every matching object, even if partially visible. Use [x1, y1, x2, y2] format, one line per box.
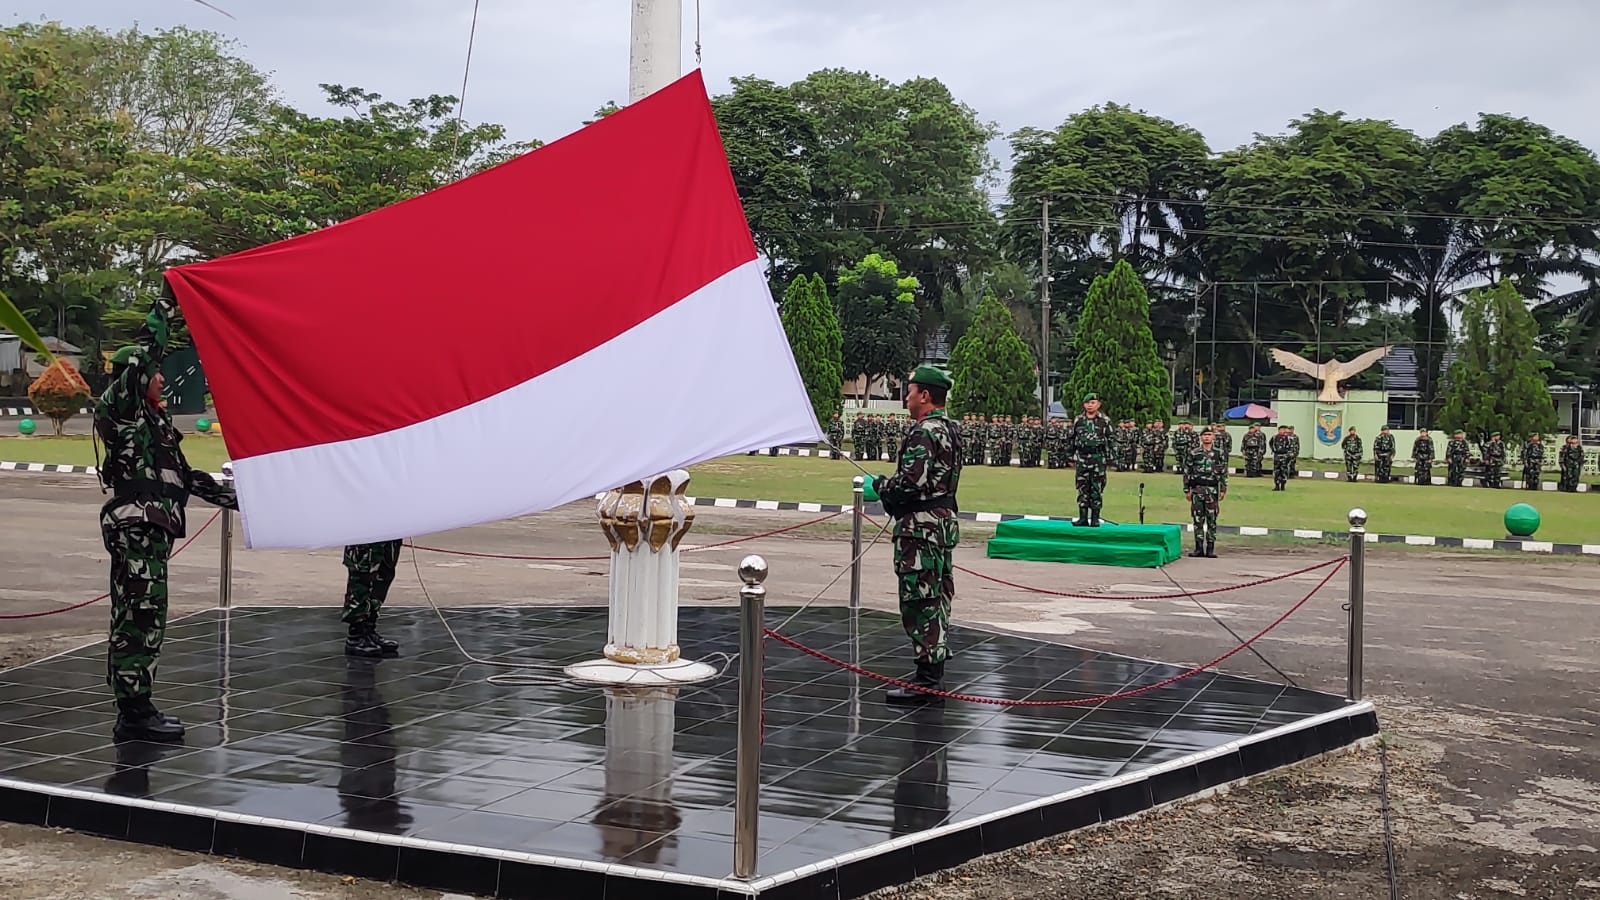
[114, 699, 185, 742]
[886, 661, 945, 705]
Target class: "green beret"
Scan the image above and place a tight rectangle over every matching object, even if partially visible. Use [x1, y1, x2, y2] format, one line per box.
[1491, 431, 1501, 437]
[109, 345, 143, 367]
[1082, 392, 1098, 402]
[908, 365, 952, 391]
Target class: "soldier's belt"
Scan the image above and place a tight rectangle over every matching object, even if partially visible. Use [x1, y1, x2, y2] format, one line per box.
[111, 477, 189, 502]
[883, 494, 958, 517]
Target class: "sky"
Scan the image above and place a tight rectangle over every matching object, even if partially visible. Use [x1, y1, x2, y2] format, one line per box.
[27, 0, 1600, 174]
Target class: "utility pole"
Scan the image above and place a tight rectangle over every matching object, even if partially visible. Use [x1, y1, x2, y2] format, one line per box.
[1040, 198, 1051, 423]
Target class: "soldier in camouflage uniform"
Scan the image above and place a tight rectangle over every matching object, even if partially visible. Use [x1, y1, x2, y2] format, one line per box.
[1111, 420, 1133, 472]
[861, 366, 962, 704]
[1183, 428, 1228, 558]
[94, 288, 238, 742]
[967, 415, 987, 466]
[1481, 432, 1506, 488]
[1341, 427, 1362, 482]
[1286, 425, 1301, 474]
[1444, 430, 1469, 486]
[342, 540, 404, 657]
[1241, 424, 1266, 477]
[1142, 421, 1168, 473]
[1373, 426, 1396, 483]
[1413, 429, 1435, 485]
[826, 414, 845, 460]
[1269, 425, 1291, 490]
[1069, 393, 1115, 526]
[1211, 423, 1232, 463]
[991, 416, 1012, 466]
[1521, 434, 1544, 490]
[852, 413, 868, 460]
[1171, 422, 1196, 472]
[1558, 435, 1584, 492]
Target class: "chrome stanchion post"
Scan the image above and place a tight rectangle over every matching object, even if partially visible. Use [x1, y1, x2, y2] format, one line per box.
[218, 508, 234, 610]
[1347, 508, 1366, 702]
[849, 476, 864, 614]
[733, 555, 767, 880]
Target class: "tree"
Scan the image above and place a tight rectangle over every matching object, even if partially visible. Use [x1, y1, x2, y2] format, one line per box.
[712, 78, 819, 292]
[778, 274, 843, 425]
[27, 358, 92, 435]
[948, 293, 1036, 418]
[1439, 281, 1556, 442]
[1063, 260, 1169, 424]
[835, 253, 920, 400]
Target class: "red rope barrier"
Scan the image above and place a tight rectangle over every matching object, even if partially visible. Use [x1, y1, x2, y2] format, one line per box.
[0, 508, 224, 621]
[954, 556, 1347, 600]
[407, 510, 844, 562]
[763, 557, 1346, 707]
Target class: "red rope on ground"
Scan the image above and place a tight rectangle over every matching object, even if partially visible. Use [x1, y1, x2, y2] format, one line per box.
[0, 508, 224, 621]
[407, 510, 844, 562]
[763, 557, 1346, 707]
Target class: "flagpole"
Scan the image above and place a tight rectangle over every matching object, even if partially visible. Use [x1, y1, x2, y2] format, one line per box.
[629, 0, 683, 102]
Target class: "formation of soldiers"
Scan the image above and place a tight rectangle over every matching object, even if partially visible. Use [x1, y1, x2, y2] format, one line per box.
[846, 413, 906, 463]
[1406, 430, 1585, 491]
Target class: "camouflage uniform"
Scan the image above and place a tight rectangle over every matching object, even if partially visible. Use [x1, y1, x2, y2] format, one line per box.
[825, 416, 845, 460]
[1444, 433, 1469, 486]
[852, 414, 868, 460]
[1373, 430, 1396, 483]
[1521, 436, 1544, 489]
[94, 288, 238, 738]
[990, 416, 1012, 466]
[1341, 430, 1362, 482]
[1069, 410, 1115, 525]
[1211, 425, 1233, 460]
[1171, 425, 1196, 472]
[1183, 442, 1228, 558]
[1285, 427, 1301, 479]
[1412, 432, 1435, 485]
[1241, 426, 1266, 477]
[967, 416, 987, 465]
[1558, 438, 1584, 492]
[1269, 428, 1292, 490]
[1482, 435, 1506, 488]
[1144, 422, 1169, 473]
[342, 540, 403, 657]
[872, 405, 962, 692]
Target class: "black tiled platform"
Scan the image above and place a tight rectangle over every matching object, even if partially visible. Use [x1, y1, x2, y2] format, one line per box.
[0, 606, 1376, 898]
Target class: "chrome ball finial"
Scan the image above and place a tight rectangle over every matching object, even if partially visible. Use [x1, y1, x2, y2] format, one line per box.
[1348, 507, 1368, 528]
[737, 555, 768, 586]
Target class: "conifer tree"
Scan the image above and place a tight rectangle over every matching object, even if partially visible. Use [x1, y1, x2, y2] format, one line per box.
[779, 274, 843, 425]
[1440, 280, 1556, 442]
[1063, 260, 1168, 423]
[948, 292, 1036, 417]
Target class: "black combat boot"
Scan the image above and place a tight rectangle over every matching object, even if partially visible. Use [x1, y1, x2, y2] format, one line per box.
[345, 622, 387, 659]
[367, 619, 400, 656]
[885, 661, 945, 705]
[1074, 506, 1089, 527]
[1204, 537, 1218, 558]
[1088, 508, 1101, 527]
[114, 698, 185, 742]
[1190, 535, 1206, 558]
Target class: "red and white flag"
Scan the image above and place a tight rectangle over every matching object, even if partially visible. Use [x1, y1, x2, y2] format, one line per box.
[167, 71, 820, 550]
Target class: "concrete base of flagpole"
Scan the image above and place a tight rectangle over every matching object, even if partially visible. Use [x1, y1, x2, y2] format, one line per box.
[564, 658, 717, 686]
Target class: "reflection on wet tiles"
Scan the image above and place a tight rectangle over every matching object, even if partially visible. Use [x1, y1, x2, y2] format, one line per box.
[0, 605, 1363, 886]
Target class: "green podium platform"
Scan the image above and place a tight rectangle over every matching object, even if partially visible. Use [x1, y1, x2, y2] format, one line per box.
[985, 518, 1183, 568]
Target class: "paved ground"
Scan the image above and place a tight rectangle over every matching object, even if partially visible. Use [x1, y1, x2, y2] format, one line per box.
[0, 471, 1596, 899]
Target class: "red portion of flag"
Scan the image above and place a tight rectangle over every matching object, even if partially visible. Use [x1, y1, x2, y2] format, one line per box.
[166, 71, 756, 461]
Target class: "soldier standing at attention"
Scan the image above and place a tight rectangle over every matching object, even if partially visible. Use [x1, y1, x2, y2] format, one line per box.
[1139, 422, 1159, 473]
[826, 414, 845, 460]
[1269, 424, 1291, 490]
[1413, 429, 1436, 485]
[94, 288, 239, 742]
[1558, 435, 1584, 492]
[1171, 422, 1196, 472]
[860, 366, 962, 704]
[342, 541, 404, 657]
[1211, 423, 1232, 463]
[1241, 424, 1266, 477]
[1445, 429, 1469, 486]
[1285, 425, 1301, 476]
[969, 415, 988, 465]
[1069, 393, 1115, 527]
[1373, 426, 1396, 483]
[1341, 427, 1363, 482]
[1482, 432, 1506, 488]
[852, 413, 867, 460]
[1521, 433, 1544, 490]
[1183, 427, 1228, 558]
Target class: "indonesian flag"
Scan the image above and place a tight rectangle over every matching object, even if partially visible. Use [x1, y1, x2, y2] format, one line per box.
[166, 71, 820, 550]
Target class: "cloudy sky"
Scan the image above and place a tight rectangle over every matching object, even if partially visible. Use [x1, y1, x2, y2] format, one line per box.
[26, 1, 1600, 170]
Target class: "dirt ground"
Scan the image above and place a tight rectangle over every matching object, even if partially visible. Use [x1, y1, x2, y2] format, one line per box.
[1, 471, 1596, 899]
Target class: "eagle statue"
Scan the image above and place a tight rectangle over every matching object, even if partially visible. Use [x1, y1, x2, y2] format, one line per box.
[1268, 346, 1393, 403]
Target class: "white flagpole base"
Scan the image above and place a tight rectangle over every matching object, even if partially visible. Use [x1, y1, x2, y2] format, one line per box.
[564, 658, 717, 686]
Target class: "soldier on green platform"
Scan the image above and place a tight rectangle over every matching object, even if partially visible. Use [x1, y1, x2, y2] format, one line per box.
[1413, 429, 1436, 485]
[860, 366, 962, 704]
[94, 288, 239, 742]
[1445, 430, 1469, 486]
[1482, 432, 1506, 488]
[1183, 428, 1228, 559]
[1269, 424, 1291, 490]
[1341, 428, 1362, 482]
[1521, 434, 1544, 490]
[1558, 435, 1584, 492]
[1373, 426, 1396, 483]
[1241, 424, 1266, 477]
[1069, 393, 1115, 527]
[342, 540, 403, 657]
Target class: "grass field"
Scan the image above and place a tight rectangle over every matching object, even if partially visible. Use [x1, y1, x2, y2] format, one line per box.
[5, 435, 1596, 543]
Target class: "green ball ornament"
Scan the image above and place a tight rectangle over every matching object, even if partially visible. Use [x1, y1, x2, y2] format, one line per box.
[1503, 502, 1540, 538]
[17, 418, 35, 435]
[196, 417, 211, 433]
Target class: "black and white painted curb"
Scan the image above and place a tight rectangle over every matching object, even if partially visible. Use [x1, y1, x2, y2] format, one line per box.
[755, 445, 1594, 492]
[1, 406, 91, 417]
[3, 459, 1590, 556]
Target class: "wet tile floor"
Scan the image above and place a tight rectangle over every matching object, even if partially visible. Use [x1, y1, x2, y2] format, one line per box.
[0, 606, 1368, 896]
